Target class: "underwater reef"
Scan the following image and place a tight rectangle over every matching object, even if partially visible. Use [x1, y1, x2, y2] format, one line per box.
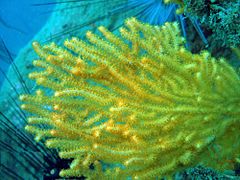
[1, 0, 240, 179]
[0, 1, 178, 179]
[183, 0, 240, 48]
[165, 0, 240, 59]
[20, 18, 240, 179]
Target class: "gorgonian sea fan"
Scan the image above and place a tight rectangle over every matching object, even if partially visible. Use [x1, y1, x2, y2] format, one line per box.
[20, 18, 240, 179]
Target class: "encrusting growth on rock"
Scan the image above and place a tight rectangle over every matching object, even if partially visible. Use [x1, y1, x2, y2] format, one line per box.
[20, 18, 240, 179]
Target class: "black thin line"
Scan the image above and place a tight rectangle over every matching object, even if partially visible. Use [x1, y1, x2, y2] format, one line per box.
[9, 94, 27, 122]
[31, 0, 90, 6]
[38, 0, 108, 15]
[0, 67, 20, 97]
[0, 37, 30, 94]
[0, 164, 25, 180]
[0, 112, 58, 163]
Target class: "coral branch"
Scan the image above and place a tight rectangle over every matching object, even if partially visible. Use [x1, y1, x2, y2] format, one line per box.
[20, 18, 240, 179]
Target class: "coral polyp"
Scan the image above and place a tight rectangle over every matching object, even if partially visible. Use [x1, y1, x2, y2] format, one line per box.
[20, 18, 240, 179]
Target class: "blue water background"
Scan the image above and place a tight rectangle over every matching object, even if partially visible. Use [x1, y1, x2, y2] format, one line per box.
[0, 0, 54, 86]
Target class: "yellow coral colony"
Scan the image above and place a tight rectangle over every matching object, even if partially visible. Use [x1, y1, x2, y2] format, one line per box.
[20, 18, 240, 179]
[164, 0, 184, 14]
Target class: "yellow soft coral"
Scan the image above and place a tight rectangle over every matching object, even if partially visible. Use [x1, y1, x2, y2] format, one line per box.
[164, 0, 184, 14]
[20, 18, 240, 179]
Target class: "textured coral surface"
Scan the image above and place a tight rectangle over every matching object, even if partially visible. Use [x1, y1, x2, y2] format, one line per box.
[20, 18, 240, 179]
[183, 0, 240, 48]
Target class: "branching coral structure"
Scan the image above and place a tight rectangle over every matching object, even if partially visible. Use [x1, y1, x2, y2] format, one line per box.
[20, 18, 240, 179]
[166, 0, 240, 48]
[183, 0, 240, 48]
